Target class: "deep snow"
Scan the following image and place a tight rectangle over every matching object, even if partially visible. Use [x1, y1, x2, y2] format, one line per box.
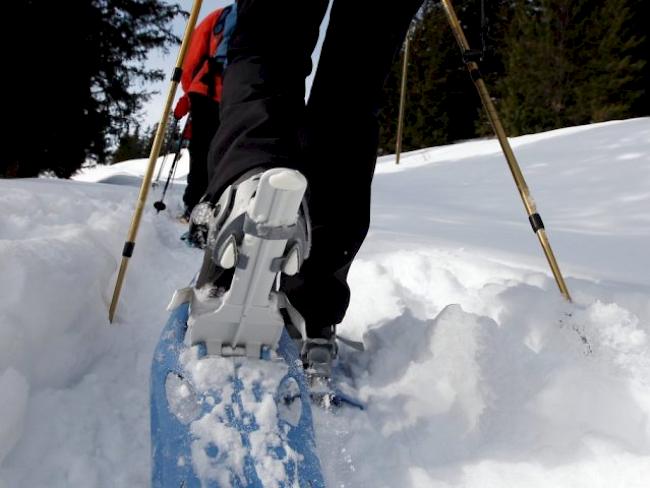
[1, 118, 649, 487]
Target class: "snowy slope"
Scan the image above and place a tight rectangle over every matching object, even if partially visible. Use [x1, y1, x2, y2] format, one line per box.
[74, 150, 190, 187]
[1, 118, 649, 487]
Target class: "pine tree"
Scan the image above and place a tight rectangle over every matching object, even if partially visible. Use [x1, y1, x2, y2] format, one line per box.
[112, 125, 149, 163]
[380, 0, 647, 148]
[627, 0, 650, 115]
[497, 0, 575, 134]
[497, 0, 646, 135]
[378, 0, 511, 154]
[128, 115, 182, 164]
[572, 0, 646, 122]
[1, 0, 183, 178]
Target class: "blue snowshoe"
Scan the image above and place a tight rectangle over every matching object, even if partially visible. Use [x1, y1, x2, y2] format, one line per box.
[150, 169, 325, 487]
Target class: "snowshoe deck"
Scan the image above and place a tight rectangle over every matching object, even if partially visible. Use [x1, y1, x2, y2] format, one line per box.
[151, 303, 326, 487]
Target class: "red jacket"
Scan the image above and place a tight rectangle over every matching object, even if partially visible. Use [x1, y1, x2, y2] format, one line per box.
[181, 8, 227, 103]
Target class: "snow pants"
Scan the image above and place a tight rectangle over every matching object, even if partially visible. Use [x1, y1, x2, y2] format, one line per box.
[205, 0, 424, 334]
[183, 93, 220, 212]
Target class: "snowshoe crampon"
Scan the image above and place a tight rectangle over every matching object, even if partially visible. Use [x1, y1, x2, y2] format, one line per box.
[150, 169, 325, 487]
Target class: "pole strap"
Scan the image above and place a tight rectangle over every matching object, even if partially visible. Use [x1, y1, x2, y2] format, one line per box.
[122, 241, 136, 258]
[172, 67, 183, 83]
[529, 213, 545, 233]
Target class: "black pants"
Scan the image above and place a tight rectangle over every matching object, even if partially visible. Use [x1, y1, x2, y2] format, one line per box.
[183, 93, 220, 212]
[206, 0, 423, 334]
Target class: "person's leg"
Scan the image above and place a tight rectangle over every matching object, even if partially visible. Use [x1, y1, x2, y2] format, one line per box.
[281, 0, 424, 336]
[183, 93, 220, 213]
[203, 0, 329, 203]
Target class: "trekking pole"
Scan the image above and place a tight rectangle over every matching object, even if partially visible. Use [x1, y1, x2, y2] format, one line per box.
[153, 117, 180, 187]
[152, 153, 170, 188]
[440, 0, 572, 302]
[395, 28, 412, 165]
[153, 121, 189, 212]
[109, 0, 204, 322]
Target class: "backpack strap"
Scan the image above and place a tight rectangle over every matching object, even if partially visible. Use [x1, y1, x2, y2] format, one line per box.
[201, 4, 237, 99]
[213, 4, 237, 69]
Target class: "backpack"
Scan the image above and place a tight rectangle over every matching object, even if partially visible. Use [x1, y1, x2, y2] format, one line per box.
[201, 4, 237, 99]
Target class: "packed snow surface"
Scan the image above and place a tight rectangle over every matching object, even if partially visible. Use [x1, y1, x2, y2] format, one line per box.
[1, 118, 649, 486]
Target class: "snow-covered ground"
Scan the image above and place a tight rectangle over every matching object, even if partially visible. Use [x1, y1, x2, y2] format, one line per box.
[1, 118, 649, 487]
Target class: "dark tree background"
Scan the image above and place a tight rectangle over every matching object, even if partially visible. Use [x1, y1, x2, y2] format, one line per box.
[497, 0, 646, 134]
[1, 0, 183, 178]
[112, 124, 149, 164]
[112, 116, 182, 164]
[379, 0, 648, 153]
[1, 0, 646, 175]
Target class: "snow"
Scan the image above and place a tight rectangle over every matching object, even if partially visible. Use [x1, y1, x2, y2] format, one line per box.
[1, 117, 649, 486]
[176, 343, 301, 487]
[0, 369, 29, 465]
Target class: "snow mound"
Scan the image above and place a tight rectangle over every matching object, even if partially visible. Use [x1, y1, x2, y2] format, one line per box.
[1, 118, 649, 486]
[316, 245, 650, 487]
